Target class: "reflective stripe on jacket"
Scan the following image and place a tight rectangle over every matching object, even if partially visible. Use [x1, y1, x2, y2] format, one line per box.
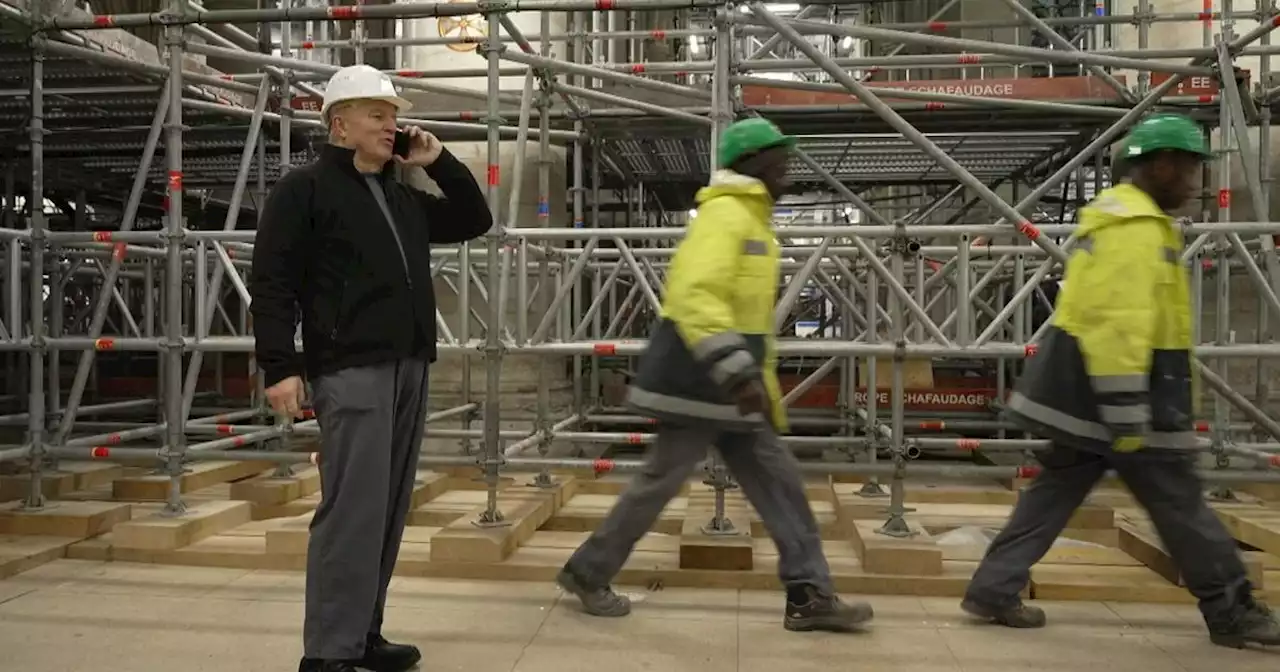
[1007, 183, 1198, 452]
[626, 170, 787, 432]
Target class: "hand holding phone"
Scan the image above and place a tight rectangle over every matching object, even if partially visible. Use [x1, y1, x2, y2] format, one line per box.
[392, 126, 444, 167]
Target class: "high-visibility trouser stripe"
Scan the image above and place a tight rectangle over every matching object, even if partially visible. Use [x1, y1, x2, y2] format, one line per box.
[627, 387, 766, 424]
[709, 349, 758, 389]
[1098, 404, 1151, 426]
[1007, 392, 1200, 450]
[1090, 374, 1148, 395]
[690, 331, 748, 363]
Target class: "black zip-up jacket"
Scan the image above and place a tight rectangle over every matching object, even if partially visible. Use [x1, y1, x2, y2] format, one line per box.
[249, 144, 492, 387]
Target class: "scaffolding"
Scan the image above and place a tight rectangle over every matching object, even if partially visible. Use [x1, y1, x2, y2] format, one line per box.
[1, 0, 1280, 541]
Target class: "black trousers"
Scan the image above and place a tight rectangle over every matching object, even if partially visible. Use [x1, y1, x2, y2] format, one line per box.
[966, 444, 1253, 628]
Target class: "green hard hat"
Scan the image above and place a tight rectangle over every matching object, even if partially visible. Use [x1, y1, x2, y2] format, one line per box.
[1121, 113, 1211, 160]
[717, 117, 795, 168]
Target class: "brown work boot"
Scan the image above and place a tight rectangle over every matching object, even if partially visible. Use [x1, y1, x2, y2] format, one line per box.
[556, 566, 632, 617]
[1209, 600, 1280, 648]
[783, 584, 875, 632]
[961, 597, 1047, 628]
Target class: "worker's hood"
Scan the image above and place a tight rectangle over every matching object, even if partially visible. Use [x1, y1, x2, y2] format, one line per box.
[1077, 183, 1171, 238]
[695, 169, 773, 204]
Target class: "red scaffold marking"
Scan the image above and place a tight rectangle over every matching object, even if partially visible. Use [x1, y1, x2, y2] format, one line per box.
[233, 437, 246, 447]
[592, 343, 617, 356]
[458, 111, 474, 121]
[1219, 189, 1231, 209]
[168, 170, 183, 195]
[328, 6, 360, 19]
[1202, 258, 1214, 271]
[649, 30, 666, 41]
[94, 338, 116, 351]
[1016, 465, 1042, 479]
[1198, 94, 1215, 104]
[592, 458, 615, 475]
[93, 231, 112, 243]
[1195, 421, 1210, 432]
[956, 438, 981, 451]
[396, 70, 425, 78]
[1271, 455, 1280, 468]
[926, 259, 942, 272]
[928, 21, 947, 32]
[629, 64, 646, 75]
[1024, 343, 1040, 358]
[93, 16, 115, 28]
[216, 424, 234, 435]
[301, 41, 315, 50]
[924, 102, 945, 111]
[918, 420, 945, 431]
[105, 433, 122, 445]
[113, 243, 127, 261]
[957, 54, 982, 65]
[487, 164, 499, 186]
[1274, 14, 1280, 27]
[595, 0, 616, 9]
[302, 409, 316, 420]
[1016, 220, 1041, 241]
[90, 446, 111, 459]
[626, 433, 644, 445]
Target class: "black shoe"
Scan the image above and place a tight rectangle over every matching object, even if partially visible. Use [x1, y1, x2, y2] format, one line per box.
[1209, 600, 1280, 648]
[357, 634, 422, 672]
[298, 659, 358, 672]
[961, 597, 1047, 629]
[783, 584, 874, 632]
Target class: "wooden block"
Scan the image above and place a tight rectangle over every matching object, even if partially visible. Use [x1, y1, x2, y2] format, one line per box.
[264, 514, 313, 555]
[428, 478, 575, 564]
[678, 509, 753, 571]
[1119, 522, 1265, 588]
[849, 520, 944, 575]
[0, 472, 77, 501]
[1216, 509, 1280, 557]
[59, 462, 128, 492]
[229, 467, 320, 506]
[1031, 564, 1193, 603]
[1014, 489, 1115, 529]
[0, 500, 132, 539]
[112, 461, 274, 501]
[112, 500, 251, 551]
[0, 534, 76, 579]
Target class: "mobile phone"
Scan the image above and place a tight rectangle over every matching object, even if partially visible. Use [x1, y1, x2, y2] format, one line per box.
[393, 129, 411, 158]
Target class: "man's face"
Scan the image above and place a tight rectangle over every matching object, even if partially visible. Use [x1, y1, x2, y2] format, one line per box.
[754, 146, 793, 199]
[1149, 151, 1203, 212]
[332, 99, 399, 163]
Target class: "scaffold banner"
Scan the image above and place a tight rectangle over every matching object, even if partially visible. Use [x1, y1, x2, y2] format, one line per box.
[852, 388, 998, 413]
[742, 74, 1225, 107]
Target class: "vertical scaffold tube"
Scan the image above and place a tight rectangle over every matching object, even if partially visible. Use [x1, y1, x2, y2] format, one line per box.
[479, 7, 506, 526]
[162, 0, 189, 516]
[23, 30, 47, 509]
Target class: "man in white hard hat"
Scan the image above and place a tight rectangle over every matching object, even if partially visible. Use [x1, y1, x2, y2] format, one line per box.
[250, 64, 492, 672]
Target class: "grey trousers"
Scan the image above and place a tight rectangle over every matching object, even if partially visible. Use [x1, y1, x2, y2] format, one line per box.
[966, 443, 1253, 627]
[303, 358, 429, 660]
[567, 423, 833, 592]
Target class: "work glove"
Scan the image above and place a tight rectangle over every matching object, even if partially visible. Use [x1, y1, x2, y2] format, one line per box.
[1112, 435, 1145, 453]
[734, 380, 769, 417]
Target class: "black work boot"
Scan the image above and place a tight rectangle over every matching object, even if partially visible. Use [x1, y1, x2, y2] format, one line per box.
[1209, 600, 1280, 649]
[298, 659, 358, 672]
[557, 565, 632, 617]
[783, 584, 875, 632]
[356, 633, 422, 672]
[961, 597, 1047, 628]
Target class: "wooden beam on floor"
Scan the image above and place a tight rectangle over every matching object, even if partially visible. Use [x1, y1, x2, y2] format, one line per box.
[111, 500, 252, 551]
[428, 477, 578, 564]
[0, 500, 132, 539]
[1118, 520, 1266, 588]
[679, 486, 754, 571]
[832, 481, 943, 576]
[111, 461, 275, 501]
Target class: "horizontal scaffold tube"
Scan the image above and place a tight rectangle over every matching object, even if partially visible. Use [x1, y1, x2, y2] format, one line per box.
[10, 338, 1280, 359]
[506, 222, 1280, 241]
[38, 448, 1280, 484]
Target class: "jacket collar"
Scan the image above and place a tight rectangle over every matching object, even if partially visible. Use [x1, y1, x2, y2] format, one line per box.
[320, 143, 397, 181]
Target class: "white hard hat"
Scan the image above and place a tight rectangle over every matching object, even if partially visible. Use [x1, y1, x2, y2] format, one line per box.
[321, 64, 412, 122]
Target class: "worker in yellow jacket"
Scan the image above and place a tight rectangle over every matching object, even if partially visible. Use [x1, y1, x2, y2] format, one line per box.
[963, 113, 1279, 649]
[556, 118, 873, 633]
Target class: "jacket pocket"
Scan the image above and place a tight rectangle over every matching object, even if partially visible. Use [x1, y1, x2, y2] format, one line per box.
[327, 280, 348, 343]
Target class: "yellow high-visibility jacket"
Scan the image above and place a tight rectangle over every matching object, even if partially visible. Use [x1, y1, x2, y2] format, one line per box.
[627, 170, 787, 431]
[1007, 183, 1198, 452]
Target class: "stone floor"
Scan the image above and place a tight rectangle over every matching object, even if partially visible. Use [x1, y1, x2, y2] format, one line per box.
[0, 559, 1277, 671]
